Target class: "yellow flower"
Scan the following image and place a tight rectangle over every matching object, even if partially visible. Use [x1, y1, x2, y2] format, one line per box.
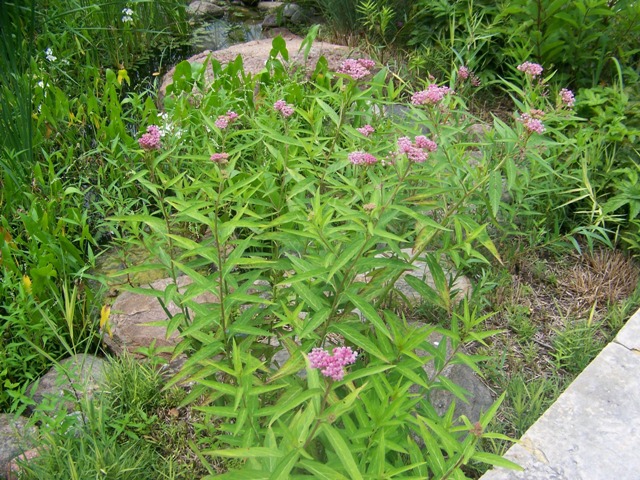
[117, 69, 130, 86]
[22, 275, 32, 294]
[100, 305, 113, 338]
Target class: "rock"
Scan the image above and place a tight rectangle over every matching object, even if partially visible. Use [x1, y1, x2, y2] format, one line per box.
[159, 32, 352, 101]
[89, 243, 169, 297]
[227, 5, 263, 21]
[289, 8, 307, 25]
[187, 0, 226, 19]
[0, 415, 37, 479]
[466, 122, 491, 142]
[7, 448, 39, 480]
[258, 1, 283, 10]
[261, 13, 280, 29]
[428, 361, 494, 422]
[28, 354, 107, 413]
[282, 3, 301, 19]
[416, 332, 493, 423]
[356, 248, 473, 305]
[103, 276, 219, 359]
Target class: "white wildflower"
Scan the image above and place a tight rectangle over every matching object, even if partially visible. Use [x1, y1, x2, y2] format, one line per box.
[121, 7, 134, 23]
[45, 48, 56, 62]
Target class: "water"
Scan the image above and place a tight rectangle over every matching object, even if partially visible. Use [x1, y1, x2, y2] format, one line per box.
[129, 5, 267, 92]
[192, 17, 263, 52]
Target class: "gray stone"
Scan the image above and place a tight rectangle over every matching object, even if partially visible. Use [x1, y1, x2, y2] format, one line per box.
[227, 5, 263, 21]
[466, 122, 491, 142]
[103, 276, 219, 358]
[7, 447, 39, 480]
[289, 8, 307, 25]
[428, 363, 494, 422]
[356, 248, 472, 305]
[615, 306, 640, 350]
[384, 103, 431, 135]
[28, 354, 107, 413]
[258, 1, 283, 10]
[481, 341, 640, 479]
[282, 3, 301, 18]
[261, 13, 280, 29]
[187, 0, 226, 19]
[0, 415, 37, 479]
[416, 332, 493, 422]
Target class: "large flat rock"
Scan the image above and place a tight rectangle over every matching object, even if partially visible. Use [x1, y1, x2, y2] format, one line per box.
[481, 307, 640, 479]
[160, 32, 353, 100]
[104, 276, 219, 358]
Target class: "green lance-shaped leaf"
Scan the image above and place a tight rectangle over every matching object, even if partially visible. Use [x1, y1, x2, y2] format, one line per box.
[320, 423, 364, 480]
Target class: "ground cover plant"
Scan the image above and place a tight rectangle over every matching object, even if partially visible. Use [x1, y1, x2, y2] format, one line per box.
[1, 0, 640, 478]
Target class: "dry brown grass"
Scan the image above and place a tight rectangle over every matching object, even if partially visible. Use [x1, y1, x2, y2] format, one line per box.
[479, 247, 639, 378]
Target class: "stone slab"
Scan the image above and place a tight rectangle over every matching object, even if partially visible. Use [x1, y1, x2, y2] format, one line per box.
[481, 340, 640, 479]
[615, 306, 640, 351]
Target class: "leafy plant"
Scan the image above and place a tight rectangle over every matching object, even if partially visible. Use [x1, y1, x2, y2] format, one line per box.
[19, 381, 179, 480]
[98, 35, 580, 476]
[550, 321, 606, 375]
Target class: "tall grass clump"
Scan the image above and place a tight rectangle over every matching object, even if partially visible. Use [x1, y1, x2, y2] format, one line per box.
[0, 1, 36, 210]
[0, 0, 188, 412]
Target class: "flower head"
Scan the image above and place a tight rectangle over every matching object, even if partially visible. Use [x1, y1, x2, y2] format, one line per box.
[308, 346, 358, 381]
[397, 135, 437, 163]
[273, 100, 294, 118]
[44, 48, 56, 62]
[357, 124, 375, 137]
[138, 125, 162, 150]
[517, 61, 543, 77]
[411, 84, 452, 106]
[414, 135, 438, 152]
[363, 203, 376, 212]
[458, 66, 470, 80]
[214, 110, 239, 129]
[100, 305, 112, 338]
[559, 88, 575, 108]
[22, 275, 32, 294]
[214, 116, 229, 129]
[210, 152, 230, 164]
[518, 113, 545, 134]
[336, 58, 375, 80]
[348, 151, 378, 165]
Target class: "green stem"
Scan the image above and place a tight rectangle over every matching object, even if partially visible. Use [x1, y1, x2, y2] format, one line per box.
[213, 171, 228, 346]
[303, 379, 333, 451]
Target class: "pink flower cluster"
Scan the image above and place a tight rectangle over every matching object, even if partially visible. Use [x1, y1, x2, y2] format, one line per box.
[518, 112, 546, 134]
[336, 58, 376, 80]
[458, 65, 481, 87]
[411, 84, 452, 106]
[274, 100, 294, 118]
[559, 88, 575, 108]
[357, 124, 375, 137]
[138, 125, 161, 151]
[210, 152, 229, 163]
[308, 346, 358, 381]
[517, 61, 543, 77]
[397, 135, 437, 163]
[348, 150, 378, 165]
[214, 110, 239, 129]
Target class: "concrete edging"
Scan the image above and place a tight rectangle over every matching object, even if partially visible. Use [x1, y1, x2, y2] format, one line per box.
[480, 307, 640, 480]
